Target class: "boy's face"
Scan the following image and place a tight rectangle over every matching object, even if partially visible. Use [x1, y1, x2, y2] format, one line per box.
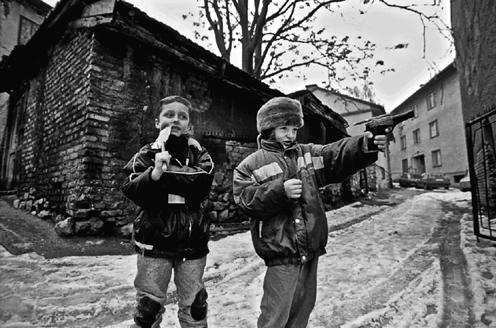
[155, 102, 190, 136]
[274, 125, 299, 149]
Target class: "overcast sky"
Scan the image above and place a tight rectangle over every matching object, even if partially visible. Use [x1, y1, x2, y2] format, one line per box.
[42, 0, 454, 112]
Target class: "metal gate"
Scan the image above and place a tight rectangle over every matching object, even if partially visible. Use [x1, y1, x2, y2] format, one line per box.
[466, 105, 496, 241]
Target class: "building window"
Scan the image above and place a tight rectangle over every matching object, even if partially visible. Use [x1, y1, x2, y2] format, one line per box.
[413, 129, 421, 144]
[402, 159, 408, 173]
[413, 104, 418, 118]
[427, 92, 436, 110]
[432, 149, 442, 167]
[429, 120, 439, 138]
[18, 16, 39, 45]
[401, 135, 407, 149]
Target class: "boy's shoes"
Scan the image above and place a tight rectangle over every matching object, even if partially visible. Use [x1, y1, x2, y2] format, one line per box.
[190, 288, 208, 321]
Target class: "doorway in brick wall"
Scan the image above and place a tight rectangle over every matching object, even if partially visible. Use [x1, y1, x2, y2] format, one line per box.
[1, 91, 27, 190]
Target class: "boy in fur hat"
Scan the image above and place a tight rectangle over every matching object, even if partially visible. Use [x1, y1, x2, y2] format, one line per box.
[233, 97, 388, 328]
[122, 96, 214, 328]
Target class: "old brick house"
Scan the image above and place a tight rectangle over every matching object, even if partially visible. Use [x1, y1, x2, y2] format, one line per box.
[0, 0, 348, 236]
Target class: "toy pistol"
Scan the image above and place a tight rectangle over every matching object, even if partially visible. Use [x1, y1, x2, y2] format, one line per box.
[354, 110, 415, 151]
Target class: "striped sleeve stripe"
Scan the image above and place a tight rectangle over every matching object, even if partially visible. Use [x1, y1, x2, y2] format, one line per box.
[252, 162, 283, 182]
[297, 153, 324, 170]
[312, 155, 324, 170]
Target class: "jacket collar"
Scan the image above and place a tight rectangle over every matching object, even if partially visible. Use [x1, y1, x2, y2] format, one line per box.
[260, 138, 297, 153]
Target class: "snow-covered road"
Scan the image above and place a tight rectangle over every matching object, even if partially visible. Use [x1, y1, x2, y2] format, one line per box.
[1, 190, 494, 328]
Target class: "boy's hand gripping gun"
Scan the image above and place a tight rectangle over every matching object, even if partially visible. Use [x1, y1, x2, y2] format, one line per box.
[354, 110, 414, 151]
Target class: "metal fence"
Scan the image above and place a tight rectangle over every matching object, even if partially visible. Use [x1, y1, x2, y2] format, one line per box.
[466, 105, 496, 241]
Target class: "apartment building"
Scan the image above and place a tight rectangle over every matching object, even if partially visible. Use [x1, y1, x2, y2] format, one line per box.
[388, 63, 468, 184]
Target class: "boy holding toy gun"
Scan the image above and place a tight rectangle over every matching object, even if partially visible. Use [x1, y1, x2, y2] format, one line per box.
[233, 97, 395, 328]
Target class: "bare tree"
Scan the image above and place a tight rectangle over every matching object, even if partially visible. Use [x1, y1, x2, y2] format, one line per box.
[186, 0, 379, 86]
[185, 0, 449, 90]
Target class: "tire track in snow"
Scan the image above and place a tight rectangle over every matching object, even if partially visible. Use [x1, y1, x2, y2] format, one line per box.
[313, 194, 444, 327]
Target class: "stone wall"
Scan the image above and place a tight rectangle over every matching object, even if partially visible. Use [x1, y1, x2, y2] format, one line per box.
[201, 139, 258, 225]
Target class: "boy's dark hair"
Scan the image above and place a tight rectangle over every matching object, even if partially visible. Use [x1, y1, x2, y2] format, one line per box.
[260, 129, 275, 140]
[156, 96, 193, 117]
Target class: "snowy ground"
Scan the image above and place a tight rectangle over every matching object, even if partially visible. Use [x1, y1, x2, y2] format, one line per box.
[1, 189, 495, 328]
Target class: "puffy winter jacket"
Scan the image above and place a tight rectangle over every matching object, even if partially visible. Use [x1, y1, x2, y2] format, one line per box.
[122, 136, 214, 260]
[233, 136, 377, 266]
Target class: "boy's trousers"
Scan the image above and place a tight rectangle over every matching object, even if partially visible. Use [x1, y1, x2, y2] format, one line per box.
[133, 255, 207, 328]
[258, 257, 319, 328]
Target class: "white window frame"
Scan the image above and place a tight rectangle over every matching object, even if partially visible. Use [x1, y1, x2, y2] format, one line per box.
[432, 149, 442, 167]
[18, 16, 39, 46]
[429, 120, 439, 138]
[427, 92, 436, 110]
[402, 159, 408, 173]
[413, 129, 421, 144]
[412, 104, 418, 118]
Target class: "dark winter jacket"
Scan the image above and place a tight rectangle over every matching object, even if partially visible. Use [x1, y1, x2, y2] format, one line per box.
[233, 136, 377, 266]
[122, 135, 214, 260]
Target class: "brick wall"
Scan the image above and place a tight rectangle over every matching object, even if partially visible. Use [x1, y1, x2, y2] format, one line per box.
[13, 29, 96, 231]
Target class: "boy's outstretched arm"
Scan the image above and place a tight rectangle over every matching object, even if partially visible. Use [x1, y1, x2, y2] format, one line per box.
[317, 135, 380, 184]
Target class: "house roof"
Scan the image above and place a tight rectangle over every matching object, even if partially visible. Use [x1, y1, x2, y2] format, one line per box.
[305, 84, 385, 115]
[288, 90, 349, 137]
[0, 0, 284, 99]
[390, 62, 456, 115]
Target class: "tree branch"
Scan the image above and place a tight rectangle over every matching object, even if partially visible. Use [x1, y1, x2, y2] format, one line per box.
[261, 57, 328, 80]
[203, 0, 230, 61]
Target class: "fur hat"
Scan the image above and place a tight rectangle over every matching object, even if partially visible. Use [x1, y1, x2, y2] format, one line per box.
[256, 97, 304, 133]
